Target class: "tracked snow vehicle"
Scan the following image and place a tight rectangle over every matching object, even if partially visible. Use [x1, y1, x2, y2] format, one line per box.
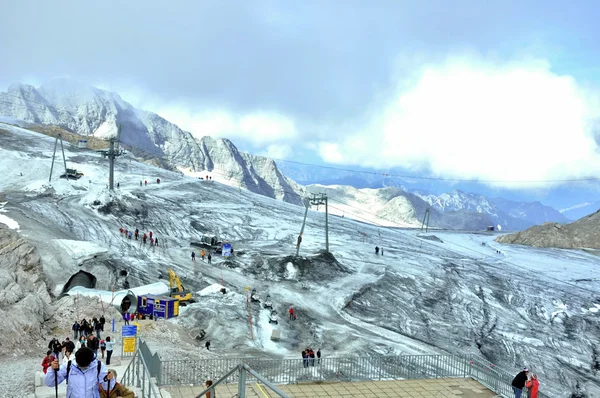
[263, 294, 273, 309]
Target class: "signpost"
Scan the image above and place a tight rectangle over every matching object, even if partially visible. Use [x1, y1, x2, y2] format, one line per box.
[121, 325, 137, 356]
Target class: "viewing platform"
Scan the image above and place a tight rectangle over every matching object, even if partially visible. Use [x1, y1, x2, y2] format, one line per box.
[166, 378, 498, 397]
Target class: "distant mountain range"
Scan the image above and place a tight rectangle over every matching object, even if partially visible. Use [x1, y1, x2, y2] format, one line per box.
[0, 78, 591, 230]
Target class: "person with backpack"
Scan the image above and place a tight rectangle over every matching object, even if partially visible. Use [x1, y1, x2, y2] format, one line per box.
[45, 346, 108, 398]
[207, 252, 212, 264]
[105, 337, 115, 365]
[192, 251, 196, 262]
[99, 369, 135, 398]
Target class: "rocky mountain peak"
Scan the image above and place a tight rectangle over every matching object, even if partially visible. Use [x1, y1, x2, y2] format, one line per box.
[0, 79, 302, 205]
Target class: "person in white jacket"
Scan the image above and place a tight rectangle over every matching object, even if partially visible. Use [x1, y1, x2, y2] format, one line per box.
[62, 350, 75, 366]
[46, 347, 108, 398]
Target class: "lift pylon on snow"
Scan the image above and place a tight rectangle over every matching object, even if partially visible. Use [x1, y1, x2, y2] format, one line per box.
[48, 134, 69, 182]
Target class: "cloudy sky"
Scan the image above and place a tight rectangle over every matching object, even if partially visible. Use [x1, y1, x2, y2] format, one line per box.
[2, 0, 600, 186]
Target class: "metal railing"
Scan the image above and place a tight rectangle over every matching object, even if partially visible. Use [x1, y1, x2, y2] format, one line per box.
[121, 349, 162, 398]
[192, 364, 291, 398]
[158, 354, 473, 386]
[138, 338, 550, 397]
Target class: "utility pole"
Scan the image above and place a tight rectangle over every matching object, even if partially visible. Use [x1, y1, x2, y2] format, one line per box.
[48, 134, 69, 182]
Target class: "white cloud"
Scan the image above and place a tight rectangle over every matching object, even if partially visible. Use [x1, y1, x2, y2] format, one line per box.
[262, 143, 293, 159]
[155, 107, 297, 145]
[319, 56, 600, 187]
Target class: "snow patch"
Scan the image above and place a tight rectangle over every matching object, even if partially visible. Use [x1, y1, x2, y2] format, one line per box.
[285, 262, 298, 280]
[0, 202, 19, 230]
[53, 239, 109, 262]
[198, 283, 226, 296]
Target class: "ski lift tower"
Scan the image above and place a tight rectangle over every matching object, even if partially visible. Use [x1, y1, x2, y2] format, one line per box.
[296, 193, 330, 256]
[98, 125, 124, 190]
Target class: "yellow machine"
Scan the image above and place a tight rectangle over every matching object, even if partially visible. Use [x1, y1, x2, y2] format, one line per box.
[168, 268, 194, 305]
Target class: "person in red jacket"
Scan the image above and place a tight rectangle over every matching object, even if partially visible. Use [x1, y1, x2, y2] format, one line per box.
[42, 351, 55, 374]
[525, 374, 539, 398]
[289, 307, 295, 321]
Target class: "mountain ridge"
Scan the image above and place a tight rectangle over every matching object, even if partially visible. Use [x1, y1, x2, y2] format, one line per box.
[0, 79, 303, 205]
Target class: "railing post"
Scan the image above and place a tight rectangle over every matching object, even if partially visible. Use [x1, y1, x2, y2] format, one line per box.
[378, 357, 382, 381]
[238, 365, 247, 398]
[136, 355, 141, 388]
[157, 355, 162, 386]
[141, 359, 146, 398]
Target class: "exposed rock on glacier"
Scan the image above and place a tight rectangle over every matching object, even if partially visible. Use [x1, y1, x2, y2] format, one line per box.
[496, 209, 600, 249]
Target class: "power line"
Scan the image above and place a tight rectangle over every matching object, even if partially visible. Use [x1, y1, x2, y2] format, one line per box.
[254, 156, 600, 184]
[3, 91, 599, 184]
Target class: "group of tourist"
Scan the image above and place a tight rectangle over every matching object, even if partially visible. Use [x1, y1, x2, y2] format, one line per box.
[72, 316, 106, 340]
[119, 227, 159, 246]
[301, 347, 321, 367]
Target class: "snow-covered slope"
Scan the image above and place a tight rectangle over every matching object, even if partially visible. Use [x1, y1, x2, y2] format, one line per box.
[0, 79, 302, 204]
[2, 122, 600, 396]
[303, 185, 496, 230]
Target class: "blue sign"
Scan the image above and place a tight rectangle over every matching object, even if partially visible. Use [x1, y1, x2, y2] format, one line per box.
[222, 242, 232, 257]
[122, 325, 137, 337]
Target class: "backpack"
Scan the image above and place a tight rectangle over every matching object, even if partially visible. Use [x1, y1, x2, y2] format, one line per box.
[66, 359, 101, 385]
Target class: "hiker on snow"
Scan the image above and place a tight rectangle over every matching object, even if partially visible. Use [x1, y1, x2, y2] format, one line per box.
[143, 233, 147, 244]
[192, 252, 196, 261]
[45, 346, 108, 398]
[134, 228, 139, 240]
[375, 246, 379, 255]
[289, 307, 295, 321]
[207, 252, 212, 264]
[201, 250, 206, 260]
